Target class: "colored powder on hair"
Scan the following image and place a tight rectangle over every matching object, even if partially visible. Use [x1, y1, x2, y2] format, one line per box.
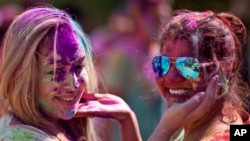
[56, 24, 79, 64]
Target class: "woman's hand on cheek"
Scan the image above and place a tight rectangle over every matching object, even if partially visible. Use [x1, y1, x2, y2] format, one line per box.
[148, 75, 221, 141]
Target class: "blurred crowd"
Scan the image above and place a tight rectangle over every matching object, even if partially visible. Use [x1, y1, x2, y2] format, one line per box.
[0, 1, 173, 140]
[90, 0, 173, 140]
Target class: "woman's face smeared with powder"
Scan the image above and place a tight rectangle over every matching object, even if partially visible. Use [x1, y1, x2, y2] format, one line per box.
[37, 24, 88, 120]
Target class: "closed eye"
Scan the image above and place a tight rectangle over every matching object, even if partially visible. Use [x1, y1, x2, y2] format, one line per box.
[72, 56, 85, 75]
[46, 68, 65, 75]
[74, 64, 85, 75]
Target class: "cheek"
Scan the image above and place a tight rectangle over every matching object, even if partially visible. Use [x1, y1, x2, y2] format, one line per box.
[155, 77, 162, 87]
[191, 65, 217, 91]
[155, 77, 165, 95]
[191, 76, 209, 93]
[38, 97, 53, 112]
[43, 76, 62, 91]
[40, 75, 60, 96]
[79, 70, 88, 89]
[37, 92, 57, 118]
[43, 75, 53, 82]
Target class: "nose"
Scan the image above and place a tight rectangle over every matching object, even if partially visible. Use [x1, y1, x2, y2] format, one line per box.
[65, 72, 80, 89]
[163, 65, 185, 84]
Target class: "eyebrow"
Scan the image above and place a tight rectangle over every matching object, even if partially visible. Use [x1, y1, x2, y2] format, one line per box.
[49, 56, 86, 67]
[72, 56, 85, 65]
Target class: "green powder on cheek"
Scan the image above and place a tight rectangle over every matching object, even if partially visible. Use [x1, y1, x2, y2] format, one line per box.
[39, 97, 53, 113]
[43, 75, 52, 82]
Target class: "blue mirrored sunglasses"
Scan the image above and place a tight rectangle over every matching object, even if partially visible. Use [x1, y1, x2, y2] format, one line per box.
[152, 56, 213, 79]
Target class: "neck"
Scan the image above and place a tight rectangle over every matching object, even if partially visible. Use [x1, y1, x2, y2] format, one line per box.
[41, 115, 72, 140]
[183, 115, 214, 141]
[183, 114, 223, 141]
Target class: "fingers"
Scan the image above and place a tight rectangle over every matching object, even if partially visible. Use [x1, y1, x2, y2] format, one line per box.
[180, 92, 206, 114]
[76, 101, 128, 120]
[81, 93, 97, 101]
[184, 75, 220, 122]
[82, 93, 125, 105]
[154, 92, 206, 136]
[76, 101, 112, 117]
[203, 75, 220, 109]
[82, 93, 112, 101]
[81, 93, 106, 103]
[77, 93, 130, 120]
[75, 108, 114, 119]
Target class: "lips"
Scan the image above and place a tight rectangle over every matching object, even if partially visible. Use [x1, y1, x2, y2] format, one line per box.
[54, 95, 76, 104]
[169, 89, 190, 95]
[163, 87, 193, 103]
[57, 96, 75, 102]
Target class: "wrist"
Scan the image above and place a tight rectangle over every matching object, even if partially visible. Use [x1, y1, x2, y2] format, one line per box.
[118, 111, 142, 141]
[118, 110, 136, 125]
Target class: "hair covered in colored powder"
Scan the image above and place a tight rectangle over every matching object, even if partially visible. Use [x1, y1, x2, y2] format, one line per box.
[0, 7, 98, 140]
[38, 22, 87, 119]
[148, 9, 249, 137]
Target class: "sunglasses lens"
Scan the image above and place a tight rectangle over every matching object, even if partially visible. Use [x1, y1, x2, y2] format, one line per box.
[152, 56, 170, 77]
[176, 57, 200, 79]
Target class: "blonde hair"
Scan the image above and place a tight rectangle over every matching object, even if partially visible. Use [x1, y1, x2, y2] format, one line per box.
[0, 6, 98, 140]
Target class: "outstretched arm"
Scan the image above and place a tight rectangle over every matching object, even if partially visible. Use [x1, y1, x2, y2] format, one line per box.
[76, 93, 142, 141]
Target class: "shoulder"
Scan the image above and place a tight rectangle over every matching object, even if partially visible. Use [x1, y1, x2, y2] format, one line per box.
[0, 114, 55, 141]
[203, 130, 229, 141]
[240, 110, 250, 124]
[0, 126, 55, 141]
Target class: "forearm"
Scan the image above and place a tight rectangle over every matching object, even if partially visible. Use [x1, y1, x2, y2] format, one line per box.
[119, 111, 142, 141]
[147, 120, 172, 141]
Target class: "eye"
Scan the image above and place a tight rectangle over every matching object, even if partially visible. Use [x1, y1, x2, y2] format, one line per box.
[74, 64, 84, 75]
[46, 70, 54, 75]
[55, 69, 65, 75]
[46, 69, 65, 75]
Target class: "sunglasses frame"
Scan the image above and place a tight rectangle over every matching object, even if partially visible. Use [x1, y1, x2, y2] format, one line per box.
[152, 55, 214, 79]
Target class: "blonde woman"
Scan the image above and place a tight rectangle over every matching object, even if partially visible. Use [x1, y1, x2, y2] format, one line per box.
[0, 7, 141, 141]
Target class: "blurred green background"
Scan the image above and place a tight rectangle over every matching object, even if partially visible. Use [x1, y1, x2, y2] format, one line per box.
[1, 0, 249, 33]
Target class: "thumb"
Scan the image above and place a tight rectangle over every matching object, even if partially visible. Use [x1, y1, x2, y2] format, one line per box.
[180, 92, 205, 114]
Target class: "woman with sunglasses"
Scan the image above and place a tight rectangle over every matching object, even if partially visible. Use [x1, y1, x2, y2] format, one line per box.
[0, 6, 141, 141]
[148, 10, 250, 141]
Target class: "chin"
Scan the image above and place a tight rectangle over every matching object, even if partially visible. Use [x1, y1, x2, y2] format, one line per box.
[166, 97, 190, 108]
[61, 109, 76, 120]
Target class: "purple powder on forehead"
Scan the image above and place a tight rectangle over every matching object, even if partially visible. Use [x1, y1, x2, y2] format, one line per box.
[46, 23, 83, 64]
[45, 20, 85, 65]
[57, 24, 79, 63]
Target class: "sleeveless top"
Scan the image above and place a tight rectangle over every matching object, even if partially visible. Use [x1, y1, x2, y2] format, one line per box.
[170, 110, 250, 141]
[209, 110, 250, 141]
